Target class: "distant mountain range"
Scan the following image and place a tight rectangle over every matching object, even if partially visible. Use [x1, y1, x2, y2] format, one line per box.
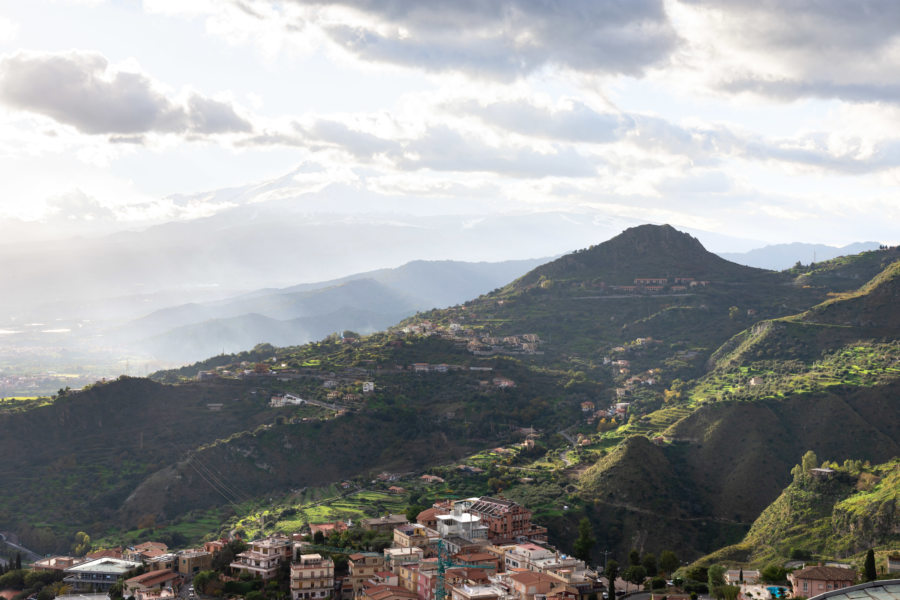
[0, 173, 773, 321]
[718, 242, 881, 270]
[108, 258, 551, 362]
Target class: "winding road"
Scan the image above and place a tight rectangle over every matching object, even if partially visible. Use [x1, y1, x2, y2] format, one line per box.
[0, 532, 42, 563]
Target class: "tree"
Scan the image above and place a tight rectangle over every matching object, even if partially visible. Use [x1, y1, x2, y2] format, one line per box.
[629, 549, 641, 566]
[624, 565, 646, 592]
[760, 565, 787, 584]
[72, 531, 91, 557]
[405, 504, 425, 522]
[642, 553, 658, 577]
[683, 565, 707, 584]
[720, 585, 741, 600]
[864, 549, 876, 582]
[15, 553, 20, 571]
[708, 565, 725, 590]
[801, 450, 818, 473]
[605, 560, 620, 591]
[313, 531, 325, 546]
[573, 518, 595, 564]
[193, 571, 214, 593]
[659, 550, 679, 576]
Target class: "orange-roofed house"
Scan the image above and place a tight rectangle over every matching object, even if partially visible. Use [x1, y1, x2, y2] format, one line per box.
[123, 569, 180, 597]
[507, 571, 559, 600]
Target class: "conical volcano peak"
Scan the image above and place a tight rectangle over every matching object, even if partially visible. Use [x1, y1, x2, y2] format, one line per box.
[511, 223, 755, 289]
[605, 224, 707, 256]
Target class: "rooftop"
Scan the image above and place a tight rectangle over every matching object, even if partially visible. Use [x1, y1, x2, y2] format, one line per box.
[438, 513, 481, 524]
[793, 566, 858, 581]
[66, 558, 141, 574]
[469, 497, 522, 516]
[126, 570, 179, 586]
[809, 580, 900, 600]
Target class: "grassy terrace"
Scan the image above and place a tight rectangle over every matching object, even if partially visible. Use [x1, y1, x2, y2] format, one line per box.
[690, 341, 900, 403]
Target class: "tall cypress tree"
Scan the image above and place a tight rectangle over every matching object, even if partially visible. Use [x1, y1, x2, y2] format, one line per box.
[864, 549, 877, 581]
[573, 518, 596, 564]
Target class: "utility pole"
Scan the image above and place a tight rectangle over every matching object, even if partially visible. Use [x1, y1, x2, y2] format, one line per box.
[600, 549, 612, 572]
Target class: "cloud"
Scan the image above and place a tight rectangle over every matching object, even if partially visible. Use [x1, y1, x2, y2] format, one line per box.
[242, 0, 681, 79]
[307, 119, 401, 158]
[443, 96, 900, 174]
[44, 189, 115, 221]
[185, 94, 253, 134]
[720, 78, 900, 104]
[444, 99, 631, 144]
[398, 124, 597, 177]
[0, 16, 18, 43]
[0, 51, 252, 135]
[675, 0, 900, 103]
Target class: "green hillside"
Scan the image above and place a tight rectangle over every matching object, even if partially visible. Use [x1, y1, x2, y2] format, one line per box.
[693, 457, 900, 567]
[3, 224, 900, 562]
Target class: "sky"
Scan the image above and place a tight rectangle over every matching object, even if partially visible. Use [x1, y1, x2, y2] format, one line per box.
[1, 0, 900, 247]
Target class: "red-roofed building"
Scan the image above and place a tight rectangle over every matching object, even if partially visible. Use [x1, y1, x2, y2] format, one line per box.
[125, 542, 169, 564]
[123, 569, 180, 597]
[361, 584, 418, 600]
[86, 548, 123, 560]
[507, 571, 559, 600]
[452, 553, 499, 573]
[417, 507, 450, 529]
[788, 565, 856, 598]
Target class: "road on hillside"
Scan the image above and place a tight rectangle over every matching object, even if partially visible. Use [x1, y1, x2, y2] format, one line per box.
[0, 532, 42, 562]
[558, 426, 577, 466]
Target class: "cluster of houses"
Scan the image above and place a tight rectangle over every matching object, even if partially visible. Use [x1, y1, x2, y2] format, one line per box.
[715, 562, 900, 600]
[29, 502, 900, 600]
[608, 277, 710, 294]
[405, 363, 515, 389]
[31, 495, 587, 600]
[466, 335, 542, 357]
[397, 319, 541, 358]
[225, 496, 599, 600]
[31, 541, 214, 600]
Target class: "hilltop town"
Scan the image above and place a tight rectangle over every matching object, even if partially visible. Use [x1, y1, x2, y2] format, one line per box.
[4, 492, 897, 600]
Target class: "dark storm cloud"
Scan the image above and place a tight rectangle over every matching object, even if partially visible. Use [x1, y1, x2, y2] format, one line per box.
[284, 0, 679, 78]
[0, 51, 252, 135]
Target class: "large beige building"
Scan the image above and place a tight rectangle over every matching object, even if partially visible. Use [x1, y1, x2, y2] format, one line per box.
[348, 552, 386, 596]
[291, 553, 335, 600]
[230, 536, 293, 580]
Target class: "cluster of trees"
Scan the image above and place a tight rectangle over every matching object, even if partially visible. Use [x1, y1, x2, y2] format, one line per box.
[0, 552, 21, 573]
[707, 565, 741, 600]
[602, 548, 681, 593]
[0, 565, 67, 600]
